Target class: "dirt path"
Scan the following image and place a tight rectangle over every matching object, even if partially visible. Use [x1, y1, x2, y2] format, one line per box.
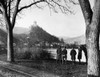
[0, 66, 30, 77]
[0, 61, 59, 77]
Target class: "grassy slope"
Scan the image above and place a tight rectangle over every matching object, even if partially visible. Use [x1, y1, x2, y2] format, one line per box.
[16, 60, 87, 77]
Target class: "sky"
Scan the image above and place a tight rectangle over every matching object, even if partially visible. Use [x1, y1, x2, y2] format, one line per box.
[15, 0, 94, 38]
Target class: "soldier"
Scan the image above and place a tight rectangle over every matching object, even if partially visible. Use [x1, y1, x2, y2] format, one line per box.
[62, 46, 67, 63]
[56, 46, 62, 62]
[81, 45, 87, 64]
[78, 46, 82, 63]
[70, 48, 76, 63]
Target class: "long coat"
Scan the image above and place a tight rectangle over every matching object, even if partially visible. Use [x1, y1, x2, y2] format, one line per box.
[78, 48, 82, 60]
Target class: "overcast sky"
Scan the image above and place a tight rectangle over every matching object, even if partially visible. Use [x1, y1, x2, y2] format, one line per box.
[15, 0, 94, 37]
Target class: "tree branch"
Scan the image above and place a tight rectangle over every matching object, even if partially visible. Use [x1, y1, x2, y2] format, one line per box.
[0, 1, 11, 30]
[78, 0, 93, 26]
[18, 0, 44, 13]
[11, 0, 21, 29]
[46, 0, 73, 14]
[45, 0, 58, 13]
[8, 0, 11, 19]
[69, 0, 79, 5]
[0, 7, 3, 14]
[33, 0, 44, 9]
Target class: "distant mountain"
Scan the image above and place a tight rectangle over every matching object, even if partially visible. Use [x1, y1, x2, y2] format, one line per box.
[0, 29, 7, 44]
[13, 27, 30, 34]
[60, 35, 86, 44]
[0, 28, 19, 45]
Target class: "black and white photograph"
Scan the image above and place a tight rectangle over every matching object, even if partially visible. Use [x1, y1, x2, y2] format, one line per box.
[0, 0, 99, 77]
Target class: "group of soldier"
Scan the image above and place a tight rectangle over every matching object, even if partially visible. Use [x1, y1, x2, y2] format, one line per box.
[56, 45, 87, 64]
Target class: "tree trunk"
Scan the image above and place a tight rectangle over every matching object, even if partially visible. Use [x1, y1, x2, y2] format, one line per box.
[86, 1, 100, 76]
[86, 23, 100, 77]
[1, 2, 15, 62]
[86, 1, 100, 77]
[78, 0, 100, 77]
[7, 27, 14, 62]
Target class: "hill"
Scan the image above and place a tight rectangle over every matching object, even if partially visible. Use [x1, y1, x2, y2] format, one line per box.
[13, 27, 30, 34]
[13, 25, 60, 46]
[29, 25, 60, 43]
[0, 29, 19, 45]
[61, 35, 86, 44]
[0, 29, 7, 44]
[0, 25, 60, 47]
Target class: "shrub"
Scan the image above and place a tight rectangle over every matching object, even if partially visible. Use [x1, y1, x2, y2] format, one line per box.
[38, 50, 52, 60]
[14, 47, 32, 59]
[14, 47, 53, 60]
[23, 51, 32, 59]
[30, 49, 53, 60]
[14, 50, 32, 59]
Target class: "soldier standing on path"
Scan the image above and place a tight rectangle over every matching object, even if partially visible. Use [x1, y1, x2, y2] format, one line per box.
[80, 45, 88, 64]
[77, 46, 82, 63]
[70, 48, 77, 64]
[56, 46, 62, 62]
[62, 46, 67, 63]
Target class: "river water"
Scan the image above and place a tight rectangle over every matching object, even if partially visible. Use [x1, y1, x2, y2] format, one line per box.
[47, 48, 86, 62]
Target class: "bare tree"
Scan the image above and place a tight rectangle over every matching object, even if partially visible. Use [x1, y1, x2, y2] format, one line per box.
[0, 0, 73, 62]
[0, 0, 100, 77]
[78, 0, 100, 77]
